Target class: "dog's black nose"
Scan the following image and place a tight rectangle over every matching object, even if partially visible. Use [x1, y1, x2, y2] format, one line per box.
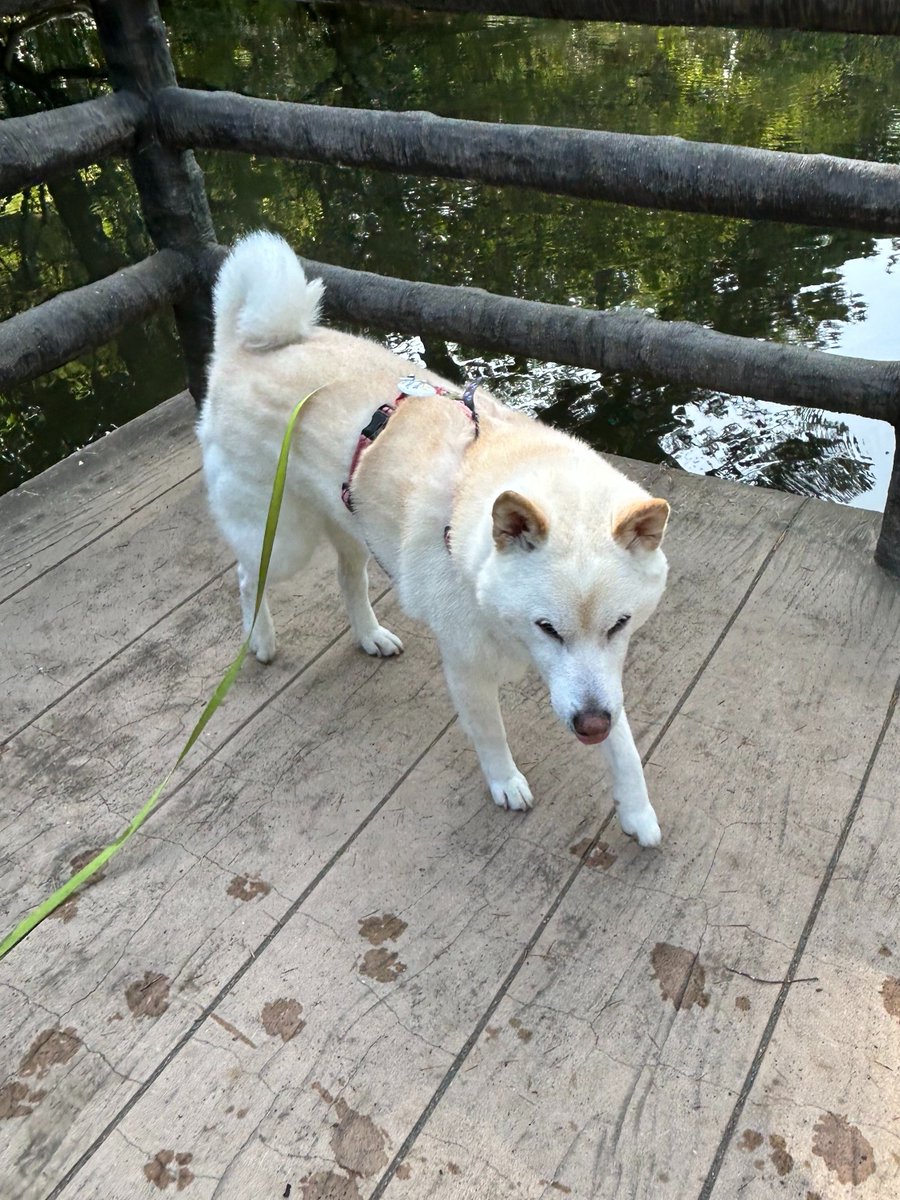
[573, 710, 611, 744]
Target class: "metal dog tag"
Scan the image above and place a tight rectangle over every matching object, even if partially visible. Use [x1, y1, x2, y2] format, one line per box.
[397, 375, 436, 397]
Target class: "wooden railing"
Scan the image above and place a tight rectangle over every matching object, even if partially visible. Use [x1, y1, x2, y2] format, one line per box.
[342, 1, 900, 36]
[1, 0, 899, 570]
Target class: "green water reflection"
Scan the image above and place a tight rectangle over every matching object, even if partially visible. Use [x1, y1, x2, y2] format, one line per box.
[1, 1, 898, 504]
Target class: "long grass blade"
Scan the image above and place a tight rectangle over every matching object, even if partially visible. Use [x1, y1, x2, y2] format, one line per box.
[0, 390, 316, 962]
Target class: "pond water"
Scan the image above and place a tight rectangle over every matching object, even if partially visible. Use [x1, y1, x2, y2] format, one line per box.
[1, 1, 898, 505]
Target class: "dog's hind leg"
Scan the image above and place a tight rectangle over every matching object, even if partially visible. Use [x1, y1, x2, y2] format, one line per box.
[601, 709, 661, 847]
[326, 523, 403, 657]
[442, 658, 532, 812]
[237, 562, 277, 664]
[232, 514, 322, 664]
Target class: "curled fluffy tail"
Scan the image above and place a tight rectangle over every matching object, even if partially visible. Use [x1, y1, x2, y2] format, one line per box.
[213, 231, 324, 352]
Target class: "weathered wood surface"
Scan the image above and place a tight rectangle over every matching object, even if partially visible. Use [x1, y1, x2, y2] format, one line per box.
[0, 399, 898, 1200]
[0, 250, 198, 391]
[706, 688, 900, 1199]
[158, 88, 900, 236]
[876, 441, 900, 575]
[341, 0, 900, 37]
[372, 499, 900, 1198]
[4, 0, 899, 35]
[0, 392, 196, 603]
[211, 250, 900, 426]
[91, 0, 218, 400]
[0, 92, 143, 197]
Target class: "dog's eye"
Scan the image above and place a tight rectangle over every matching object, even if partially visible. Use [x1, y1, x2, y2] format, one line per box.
[607, 615, 631, 638]
[536, 619, 563, 643]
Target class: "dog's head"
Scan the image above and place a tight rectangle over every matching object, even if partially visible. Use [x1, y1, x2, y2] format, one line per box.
[479, 488, 669, 744]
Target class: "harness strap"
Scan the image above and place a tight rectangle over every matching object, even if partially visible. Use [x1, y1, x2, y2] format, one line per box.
[341, 402, 397, 512]
[341, 379, 479, 515]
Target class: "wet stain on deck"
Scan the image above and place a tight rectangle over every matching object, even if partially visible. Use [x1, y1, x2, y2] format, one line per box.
[650, 943, 709, 1010]
[20, 1027, 81, 1077]
[358, 912, 407, 945]
[125, 972, 171, 1019]
[331, 1098, 389, 1178]
[812, 1112, 875, 1185]
[300, 1172, 360, 1200]
[0, 1081, 45, 1120]
[739, 1130, 763, 1152]
[359, 947, 406, 983]
[1, 1026, 81, 1120]
[261, 998, 305, 1041]
[569, 838, 617, 869]
[143, 1149, 194, 1191]
[310, 1084, 389, 1181]
[227, 874, 271, 901]
[769, 1133, 794, 1176]
[880, 976, 900, 1021]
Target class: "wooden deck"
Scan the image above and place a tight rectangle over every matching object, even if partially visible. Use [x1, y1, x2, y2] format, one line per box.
[1, 391, 899, 1200]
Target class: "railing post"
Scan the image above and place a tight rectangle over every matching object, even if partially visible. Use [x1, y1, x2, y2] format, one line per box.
[875, 433, 900, 576]
[89, 0, 217, 403]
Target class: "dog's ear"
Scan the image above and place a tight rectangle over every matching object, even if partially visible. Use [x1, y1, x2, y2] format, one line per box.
[492, 491, 549, 551]
[613, 497, 669, 551]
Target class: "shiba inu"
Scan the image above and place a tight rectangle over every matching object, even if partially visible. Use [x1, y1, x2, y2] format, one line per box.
[198, 233, 670, 846]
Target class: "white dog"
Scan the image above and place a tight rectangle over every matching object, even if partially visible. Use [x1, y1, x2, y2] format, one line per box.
[198, 233, 669, 845]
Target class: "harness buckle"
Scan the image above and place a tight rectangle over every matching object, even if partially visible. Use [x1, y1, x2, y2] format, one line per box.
[361, 404, 395, 442]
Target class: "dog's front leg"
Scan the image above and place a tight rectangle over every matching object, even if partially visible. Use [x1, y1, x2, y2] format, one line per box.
[602, 710, 661, 847]
[443, 660, 532, 812]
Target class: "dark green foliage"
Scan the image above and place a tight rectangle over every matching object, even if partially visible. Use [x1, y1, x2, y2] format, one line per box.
[1, 1, 898, 500]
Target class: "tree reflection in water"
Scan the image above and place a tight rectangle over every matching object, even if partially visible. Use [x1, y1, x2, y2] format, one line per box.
[1, 0, 898, 505]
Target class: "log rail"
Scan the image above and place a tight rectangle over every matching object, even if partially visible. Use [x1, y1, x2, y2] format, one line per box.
[341, 1, 900, 37]
[0, 92, 144, 195]
[156, 88, 900, 235]
[0, 0, 898, 570]
[0, 249, 200, 389]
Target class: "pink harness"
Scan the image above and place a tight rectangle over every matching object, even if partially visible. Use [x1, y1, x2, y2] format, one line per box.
[341, 377, 479, 515]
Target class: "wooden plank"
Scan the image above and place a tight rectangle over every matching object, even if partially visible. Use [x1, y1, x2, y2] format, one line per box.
[0, 593, 454, 1200]
[704, 694, 900, 1200]
[0, 392, 198, 603]
[0, 550, 389, 898]
[1, 397, 375, 742]
[37, 472, 803, 1199]
[357, 498, 900, 1199]
[0, 471, 225, 741]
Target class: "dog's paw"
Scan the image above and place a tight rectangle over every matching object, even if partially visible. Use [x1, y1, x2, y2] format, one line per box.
[360, 625, 404, 657]
[618, 804, 661, 848]
[250, 630, 276, 664]
[489, 771, 533, 813]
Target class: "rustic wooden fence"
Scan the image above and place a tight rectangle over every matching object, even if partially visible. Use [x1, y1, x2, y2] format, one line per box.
[1, 0, 899, 570]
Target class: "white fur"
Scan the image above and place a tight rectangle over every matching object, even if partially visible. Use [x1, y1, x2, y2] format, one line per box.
[199, 233, 669, 844]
